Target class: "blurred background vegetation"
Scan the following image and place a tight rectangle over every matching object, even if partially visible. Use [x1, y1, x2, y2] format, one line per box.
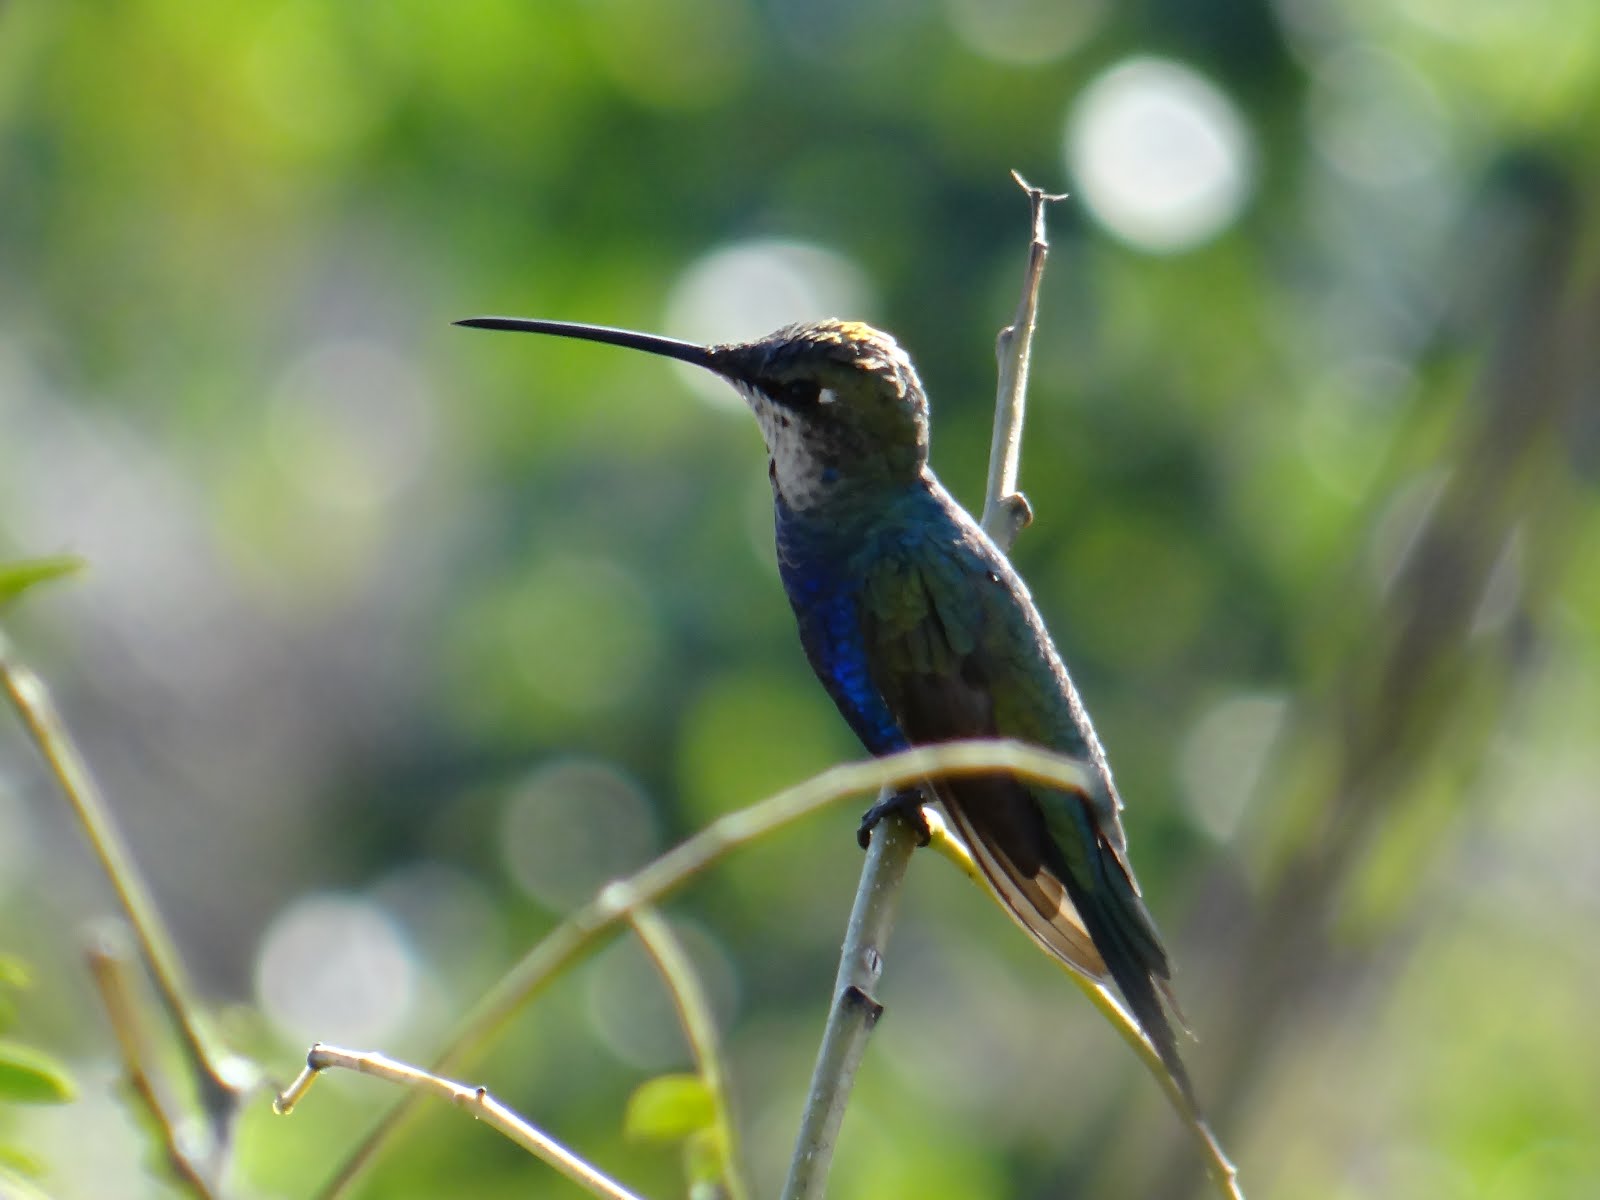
[2, 0, 1598, 1197]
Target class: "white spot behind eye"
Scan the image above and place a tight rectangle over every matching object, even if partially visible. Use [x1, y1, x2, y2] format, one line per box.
[818, 387, 838, 405]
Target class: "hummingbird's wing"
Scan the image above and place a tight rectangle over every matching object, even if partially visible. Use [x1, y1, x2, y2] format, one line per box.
[855, 522, 1194, 1103]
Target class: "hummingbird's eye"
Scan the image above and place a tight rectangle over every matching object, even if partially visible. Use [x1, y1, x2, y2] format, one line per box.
[780, 380, 820, 407]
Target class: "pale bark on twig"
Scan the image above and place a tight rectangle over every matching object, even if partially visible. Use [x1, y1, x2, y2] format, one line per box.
[0, 630, 256, 1158]
[277, 1044, 645, 1200]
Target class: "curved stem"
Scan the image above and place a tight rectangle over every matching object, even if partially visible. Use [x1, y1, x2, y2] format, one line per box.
[314, 740, 1091, 1200]
[629, 906, 751, 1200]
[279, 1044, 645, 1200]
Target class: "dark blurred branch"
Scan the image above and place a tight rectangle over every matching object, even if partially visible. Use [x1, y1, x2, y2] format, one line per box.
[1149, 156, 1597, 1198]
[0, 629, 257, 1156]
[276, 1044, 645, 1200]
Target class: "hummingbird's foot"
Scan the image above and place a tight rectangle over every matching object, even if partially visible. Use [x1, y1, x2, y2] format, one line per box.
[857, 789, 932, 850]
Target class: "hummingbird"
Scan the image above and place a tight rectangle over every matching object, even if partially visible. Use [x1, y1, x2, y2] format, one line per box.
[458, 313, 1194, 1102]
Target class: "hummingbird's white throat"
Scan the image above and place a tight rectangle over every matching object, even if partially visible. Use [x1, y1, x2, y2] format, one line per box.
[739, 384, 840, 512]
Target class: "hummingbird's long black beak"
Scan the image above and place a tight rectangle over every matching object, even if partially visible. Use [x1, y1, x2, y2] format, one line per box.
[455, 316, 723, 374]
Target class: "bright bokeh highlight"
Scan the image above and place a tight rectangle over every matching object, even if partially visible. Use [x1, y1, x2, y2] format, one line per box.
[500, 757, 660, 912]
[254, 891, 417, 1047]
[663, 239, 873, 409]
[1065, 57, 1253, 252]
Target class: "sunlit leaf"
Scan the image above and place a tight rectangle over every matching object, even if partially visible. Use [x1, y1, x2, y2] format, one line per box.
[0, 1143, 46, 1180]
[0, 1041, 76, 1105]
[0, 557, 86, 608]
[622, 1072, 714, 1143]
[0, 1166, 53, 1200]
[0, 957, 30, 991]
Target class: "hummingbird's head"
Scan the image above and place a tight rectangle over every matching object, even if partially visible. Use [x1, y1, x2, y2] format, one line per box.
[711, 319, 930, 511]
[456, 314, 933, 512]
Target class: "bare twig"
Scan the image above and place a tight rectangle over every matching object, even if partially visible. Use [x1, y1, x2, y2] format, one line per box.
[0, 630, 256, 1146]
[981, 171, 1067, 546]
[276, 1044, 645, 1200]
[312, 740, 1093, 1200]
[84, 929, 220, 1200]
[779, 814, 917, 1200]
[627, 906, 751, 1200]
[779, 172, 1064, 1200]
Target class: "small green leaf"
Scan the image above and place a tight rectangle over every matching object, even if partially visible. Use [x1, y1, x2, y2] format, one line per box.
[623, 1073, 714, 1143]
[0, 1041, 76, 1104]
[0, 1165, 56, 1200]
[0, 957, 32, 991]
[0, 557, 87, 608]
[0, 1142, 46, 1179]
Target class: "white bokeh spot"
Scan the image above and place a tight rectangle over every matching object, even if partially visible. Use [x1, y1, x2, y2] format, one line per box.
[944, 0, 1106, 66]
[1309, 44, 1446, 188]
[255, 891, 417, 1047]
[662, 239, 872, 409]
[1065, 57, 1253, 253]
[500, 758, 659, 912]
[267, 338, 435, 513]
[1178, 693, 1287, 840]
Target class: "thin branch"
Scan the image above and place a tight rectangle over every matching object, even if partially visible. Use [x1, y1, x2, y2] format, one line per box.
[84, 928, 220, 1200]
[0, 630, 256, 1144]
[276, 1044, 645, 1200]
[311, 740, 1093, 1200]
[779, 172, 1064, 1200]
[983, 178, 1242, 1198]
[981, 171, 1067, 549]
[627, 906, 751, 1200]
[779, 814, 917, 1200]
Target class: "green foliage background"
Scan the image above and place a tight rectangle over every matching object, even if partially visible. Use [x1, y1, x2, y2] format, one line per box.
[2, 1, 1598, 1197]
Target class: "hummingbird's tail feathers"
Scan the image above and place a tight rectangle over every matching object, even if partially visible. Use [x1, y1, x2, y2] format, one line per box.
[941, 776, 1198, 1107]
[942, 795, 1110, 981]
[1093, 829, 1194, 1036]
[1062, 822, 1197, 1107]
